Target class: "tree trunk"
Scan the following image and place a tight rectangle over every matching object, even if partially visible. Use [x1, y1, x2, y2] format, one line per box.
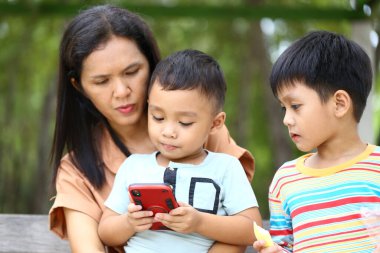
[235, 0, 293, 169]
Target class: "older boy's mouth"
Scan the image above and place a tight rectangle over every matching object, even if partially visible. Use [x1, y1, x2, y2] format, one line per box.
[290, 133, 300, 142]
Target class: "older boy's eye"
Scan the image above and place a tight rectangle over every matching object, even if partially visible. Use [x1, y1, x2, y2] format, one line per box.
[291, 104, 301, 110]
[280, 106, 286, 113]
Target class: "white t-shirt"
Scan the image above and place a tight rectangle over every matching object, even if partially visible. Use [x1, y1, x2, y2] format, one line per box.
[105, 151, 258, 253]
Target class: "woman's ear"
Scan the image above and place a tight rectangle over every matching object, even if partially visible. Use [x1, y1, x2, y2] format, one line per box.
[210, 112, 226, 134]
[333, 90, 351, 118]
[70, 77, 81, 92]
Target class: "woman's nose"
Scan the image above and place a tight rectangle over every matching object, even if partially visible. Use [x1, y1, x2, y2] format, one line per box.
[113, 79, 131, 98]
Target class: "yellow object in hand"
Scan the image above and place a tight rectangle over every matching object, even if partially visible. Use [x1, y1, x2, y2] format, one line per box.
[253, 221, 274, 247]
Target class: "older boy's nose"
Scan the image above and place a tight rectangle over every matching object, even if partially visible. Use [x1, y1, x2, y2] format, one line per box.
[283, 112, 294, 126]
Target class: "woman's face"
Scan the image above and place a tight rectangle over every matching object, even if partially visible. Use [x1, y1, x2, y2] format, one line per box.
[79, 36, 150, 133]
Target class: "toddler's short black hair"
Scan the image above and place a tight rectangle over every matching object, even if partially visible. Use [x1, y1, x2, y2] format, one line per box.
[270, 30, 372, 122]
[149, 49, 226, 113]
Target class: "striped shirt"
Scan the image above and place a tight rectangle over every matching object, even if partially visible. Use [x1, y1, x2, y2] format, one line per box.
[269, 144, 380, 252]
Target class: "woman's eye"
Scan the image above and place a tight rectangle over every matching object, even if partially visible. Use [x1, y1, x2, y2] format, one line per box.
[125, 69, 138, 76]
[94, 79, 108, 85]
[179, 122, 193, 127]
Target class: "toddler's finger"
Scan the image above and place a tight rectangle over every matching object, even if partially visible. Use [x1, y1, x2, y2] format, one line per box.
[127, 203, 142, 212]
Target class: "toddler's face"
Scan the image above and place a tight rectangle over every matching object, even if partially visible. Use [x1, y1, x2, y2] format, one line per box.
[147, 81, 217, 165]
[277, 82, 337, 152]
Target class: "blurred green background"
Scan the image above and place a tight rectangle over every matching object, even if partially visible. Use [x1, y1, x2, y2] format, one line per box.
[0, 0, 379, 219]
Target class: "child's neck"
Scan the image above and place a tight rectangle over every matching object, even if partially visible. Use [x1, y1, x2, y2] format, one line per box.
[156, 149, 208, 167]
[306, 137, 367, 169]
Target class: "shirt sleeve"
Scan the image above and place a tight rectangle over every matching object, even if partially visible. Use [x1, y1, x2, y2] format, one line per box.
[222, 156, 259, 215]
[268, 175, 294, 252]
[104, 159, 130, 214]
[49, 156, 103, 239]
[204, 124, 255, 182]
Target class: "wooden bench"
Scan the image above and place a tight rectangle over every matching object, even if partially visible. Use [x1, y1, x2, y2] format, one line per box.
[0, 214, 267, 252]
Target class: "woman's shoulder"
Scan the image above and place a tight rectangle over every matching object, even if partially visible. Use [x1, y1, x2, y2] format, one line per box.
[204, 124, 255, 181]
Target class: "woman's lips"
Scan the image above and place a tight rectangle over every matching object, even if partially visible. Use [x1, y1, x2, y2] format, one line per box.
[117, 104, 134, 114]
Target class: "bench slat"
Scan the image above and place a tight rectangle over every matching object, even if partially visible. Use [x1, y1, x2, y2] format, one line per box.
[0, 214, 266, 252]
[0, 214, 70, 253]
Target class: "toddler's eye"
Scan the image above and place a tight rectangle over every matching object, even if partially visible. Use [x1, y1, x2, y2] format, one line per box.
[152, 115, 164, 121]
[179, 122, 193, 127]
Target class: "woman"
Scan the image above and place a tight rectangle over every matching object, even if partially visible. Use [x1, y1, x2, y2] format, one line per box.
[49, 5, 257, 253]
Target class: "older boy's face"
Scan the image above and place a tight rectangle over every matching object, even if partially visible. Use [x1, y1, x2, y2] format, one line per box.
[277, 82, 337, 152]
[147, 81, 217, 165]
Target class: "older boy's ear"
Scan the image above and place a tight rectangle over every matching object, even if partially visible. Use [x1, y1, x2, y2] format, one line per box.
[210, 112, 226, 134]
[333, 90, 351, 118]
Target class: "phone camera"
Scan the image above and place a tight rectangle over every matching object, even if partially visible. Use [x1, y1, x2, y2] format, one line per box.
[131, 189, 141, 197]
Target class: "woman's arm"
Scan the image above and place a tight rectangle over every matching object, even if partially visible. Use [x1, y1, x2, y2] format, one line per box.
[157, 205, 262, 246]
[196, 207, 261, 245]
[64, 208, 105, 253]
[208, 242, 247, 253]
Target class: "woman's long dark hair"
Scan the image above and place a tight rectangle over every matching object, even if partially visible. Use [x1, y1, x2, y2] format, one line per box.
[51, 5, 160, 188]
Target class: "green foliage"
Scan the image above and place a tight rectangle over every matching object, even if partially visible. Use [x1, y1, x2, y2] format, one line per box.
[0, 0, 378, 218]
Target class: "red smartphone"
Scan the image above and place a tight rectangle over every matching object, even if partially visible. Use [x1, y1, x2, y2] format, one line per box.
[128, 183, 179, 230]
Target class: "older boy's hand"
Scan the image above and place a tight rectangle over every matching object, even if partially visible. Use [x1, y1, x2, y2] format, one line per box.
[253, 240, 283, 253]
[154, 202, 201, 233]
[125, 203, 154, 232]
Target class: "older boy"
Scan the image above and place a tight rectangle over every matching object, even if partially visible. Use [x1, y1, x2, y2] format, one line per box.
[254, 31, 380, 252]
[99, 49, 262, 252]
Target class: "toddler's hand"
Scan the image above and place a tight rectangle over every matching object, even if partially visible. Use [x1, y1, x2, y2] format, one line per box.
[154, 202, 201, 233]
[253, 240, 283, 253]
[125, 203, 154, 232]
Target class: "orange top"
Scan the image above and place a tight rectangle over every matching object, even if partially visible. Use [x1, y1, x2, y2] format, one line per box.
[49, 124, 254, 251]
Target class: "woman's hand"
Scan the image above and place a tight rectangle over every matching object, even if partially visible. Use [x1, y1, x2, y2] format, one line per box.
[154, 202, 202, 233]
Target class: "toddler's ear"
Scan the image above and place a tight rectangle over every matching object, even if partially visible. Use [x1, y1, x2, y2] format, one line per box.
[333, 90, 351, 118]
[210, 112, 226, 134]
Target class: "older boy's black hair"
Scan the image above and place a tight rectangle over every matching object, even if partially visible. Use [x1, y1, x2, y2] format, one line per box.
[149, 49, 226, 113]
[270, 30, 372, 122]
